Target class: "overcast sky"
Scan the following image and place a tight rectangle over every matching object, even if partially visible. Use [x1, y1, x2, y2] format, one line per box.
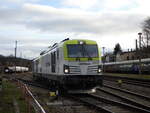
[0, 0, 149, 59]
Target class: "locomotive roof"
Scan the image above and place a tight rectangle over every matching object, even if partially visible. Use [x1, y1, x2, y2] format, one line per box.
[62, 39, 97, 45]
[33, 39, 98, 61]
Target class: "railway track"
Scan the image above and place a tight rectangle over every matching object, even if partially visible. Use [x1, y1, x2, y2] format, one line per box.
[96, 86, 150, 112]
[16, 78, 48, 89]
[5, 74, 150, 113]
[103, 84, 150, 100]
[16, 77, 150, 113]
[16, 78, 99, 113]
[70, 93, 150, 113]
[103, 75, 150, 87]
[122, 80, 150, 87]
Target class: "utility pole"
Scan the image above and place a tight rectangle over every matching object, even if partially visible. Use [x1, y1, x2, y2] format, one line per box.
[135, 39, 138, 50]
[138, 33, 142, 75]
[102, 47, 105, 73]
[15, 41, 17, 73]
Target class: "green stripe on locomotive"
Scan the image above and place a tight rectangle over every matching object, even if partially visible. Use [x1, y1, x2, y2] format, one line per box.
[63, 39, 101, 61]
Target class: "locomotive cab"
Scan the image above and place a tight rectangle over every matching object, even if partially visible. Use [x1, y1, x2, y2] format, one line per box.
[59, 40, 103, 92]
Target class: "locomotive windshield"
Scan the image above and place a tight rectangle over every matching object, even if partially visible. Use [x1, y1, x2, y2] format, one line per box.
[67, 44, 98, 58]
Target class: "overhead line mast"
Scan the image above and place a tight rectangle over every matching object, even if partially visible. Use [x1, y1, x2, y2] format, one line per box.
[15, 41, 17, 73]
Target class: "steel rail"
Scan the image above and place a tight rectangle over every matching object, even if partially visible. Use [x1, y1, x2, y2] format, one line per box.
[88, 94, 150, 113]
[69, 95, 115, 113]
[123, 80, 150, 87]
[70, 93, 150, 113]
[103, 77, 150, 88]
[15, 79, 47, 113]
[98, 87, 150, 111]
[103, 75, 150, 87]
[25, 84, 46, 113]
[103, 84, 150, 100]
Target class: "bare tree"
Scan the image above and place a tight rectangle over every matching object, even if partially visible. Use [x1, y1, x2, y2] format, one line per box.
[142, 17, 150, 47]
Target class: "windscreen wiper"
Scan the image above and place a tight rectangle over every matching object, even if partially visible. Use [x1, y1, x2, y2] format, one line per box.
[82, 45, 92, 60]
[76, 57, 80, 61]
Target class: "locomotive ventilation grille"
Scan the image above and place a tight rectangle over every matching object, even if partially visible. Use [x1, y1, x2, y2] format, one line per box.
[69, 66, 81, 74]
[87, 66, 98, 74]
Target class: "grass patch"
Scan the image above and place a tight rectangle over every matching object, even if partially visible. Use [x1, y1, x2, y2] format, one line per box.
[104, 73, 150, 80]
[0, 79, 35, 113]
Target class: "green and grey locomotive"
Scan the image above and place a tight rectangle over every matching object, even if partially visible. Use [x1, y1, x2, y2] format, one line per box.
[33, 39, 103, 93]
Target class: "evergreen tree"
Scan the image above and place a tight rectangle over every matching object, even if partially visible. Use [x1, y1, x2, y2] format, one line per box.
[113, 43, 122, 55]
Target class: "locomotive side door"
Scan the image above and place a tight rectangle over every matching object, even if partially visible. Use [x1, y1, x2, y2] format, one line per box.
[35, 60, 38, 73]
[51, 52, 56, 73]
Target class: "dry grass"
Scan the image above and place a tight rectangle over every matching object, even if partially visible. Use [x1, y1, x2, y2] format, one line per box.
[104, 73, 150, 80]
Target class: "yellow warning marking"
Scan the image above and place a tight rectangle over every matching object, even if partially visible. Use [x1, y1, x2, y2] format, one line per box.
[49, 92, 56, 97]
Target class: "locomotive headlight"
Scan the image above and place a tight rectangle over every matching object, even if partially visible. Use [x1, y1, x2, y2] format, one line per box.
[79, 41, 84, 45]
[64, 65, 70, 74]
[64, 69, 69, 73]
[98, 68, 101, 73]
[5, 69, 9, 73]
[98, 65, 101, 73]
[92, 88, 96, 93]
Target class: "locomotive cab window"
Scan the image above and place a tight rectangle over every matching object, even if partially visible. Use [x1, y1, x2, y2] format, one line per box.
[51, 52, 56, 73]
[67, 44, 98, 58]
